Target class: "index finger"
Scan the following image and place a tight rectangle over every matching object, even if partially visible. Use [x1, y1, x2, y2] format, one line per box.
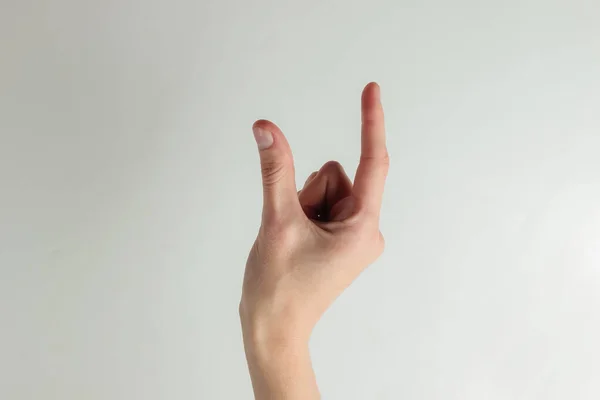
[353, 82, 389, 212]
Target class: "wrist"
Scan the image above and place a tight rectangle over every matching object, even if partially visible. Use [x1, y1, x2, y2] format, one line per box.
[242, 320, 310, 359]
[239, 298, 313, 347]
[242, 326, 318, 400]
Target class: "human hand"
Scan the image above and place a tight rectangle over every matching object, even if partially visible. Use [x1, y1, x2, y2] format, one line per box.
[240, 83, 388, 399]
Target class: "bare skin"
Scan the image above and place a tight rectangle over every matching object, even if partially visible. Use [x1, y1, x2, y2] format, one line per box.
[240, 82, 388, 399]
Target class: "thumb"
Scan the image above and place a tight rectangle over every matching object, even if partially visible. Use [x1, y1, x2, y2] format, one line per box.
[252, 120, 301, 224]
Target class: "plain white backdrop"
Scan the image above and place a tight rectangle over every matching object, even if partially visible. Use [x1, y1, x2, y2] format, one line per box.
[1, 0, 599, 399]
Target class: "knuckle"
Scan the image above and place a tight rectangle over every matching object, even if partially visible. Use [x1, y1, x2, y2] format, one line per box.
[381, 152, 390, 167]
[363, 108, 384, 125]
[381, 154, 390, 176]
[238, 300, 245, 318]
[377, 231, 385, 253]
[360, 152, 389, 167]
[354, 228, 385, 259]
[321, 160, 343, 172]
[351, 218, 385, 252]
[261, 158, 290, 186]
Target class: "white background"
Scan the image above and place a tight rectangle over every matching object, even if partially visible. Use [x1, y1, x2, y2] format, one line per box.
[1, 1, 599, 399]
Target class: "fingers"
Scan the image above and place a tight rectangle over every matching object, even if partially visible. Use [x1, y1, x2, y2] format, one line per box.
[252, 120, 302, 224]
[353, 82, 389, 213]
[298, 161, 353, 221]
[301, 171, 318, 191]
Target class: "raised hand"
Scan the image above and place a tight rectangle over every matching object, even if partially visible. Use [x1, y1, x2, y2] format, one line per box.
[240, 83, 388, 400]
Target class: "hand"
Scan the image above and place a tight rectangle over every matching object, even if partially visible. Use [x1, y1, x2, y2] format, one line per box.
[240, 83, 388, 399]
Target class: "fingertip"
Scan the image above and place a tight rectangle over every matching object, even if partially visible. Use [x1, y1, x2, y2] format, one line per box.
[253, 119, 283, 136]
[366, 81, 380, 91]
[252, 125, 274, 150]
[252, 119, 293, 155]
[320, 160, 345, 174]
[362, 82, 381, 103]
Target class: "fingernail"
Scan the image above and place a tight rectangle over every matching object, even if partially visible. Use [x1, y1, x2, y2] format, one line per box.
[253, 126, 273, 150]
[371, 82, 381, 100]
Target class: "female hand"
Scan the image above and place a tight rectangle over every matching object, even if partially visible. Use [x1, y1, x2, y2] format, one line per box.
[240, 83, 388, 400]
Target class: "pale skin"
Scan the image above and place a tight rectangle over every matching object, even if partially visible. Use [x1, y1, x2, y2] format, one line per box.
[240, 82, 388, 399]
